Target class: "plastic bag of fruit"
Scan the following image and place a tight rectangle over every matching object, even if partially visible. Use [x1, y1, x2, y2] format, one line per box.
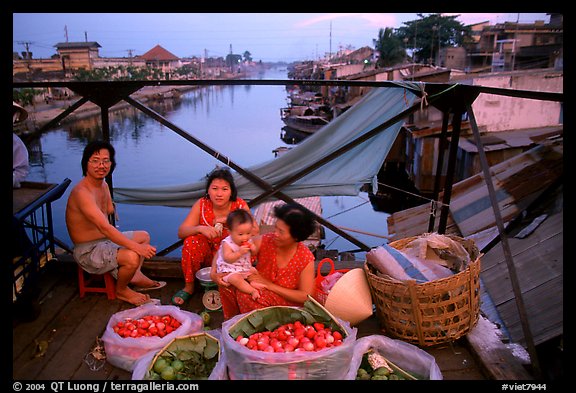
[344, 334, 443, 380]
[222, 296, 357, 380]
[132, 330, 228, 380]
[102, 301, 204, 372]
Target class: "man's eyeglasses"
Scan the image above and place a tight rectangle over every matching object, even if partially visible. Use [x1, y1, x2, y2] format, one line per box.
[88, 158, 112, 166]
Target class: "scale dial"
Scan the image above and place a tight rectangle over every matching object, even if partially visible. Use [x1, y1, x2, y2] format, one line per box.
[202, 289, 222, 311]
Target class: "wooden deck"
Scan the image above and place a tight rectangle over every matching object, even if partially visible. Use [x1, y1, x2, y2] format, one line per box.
[12, 258, 528, 381]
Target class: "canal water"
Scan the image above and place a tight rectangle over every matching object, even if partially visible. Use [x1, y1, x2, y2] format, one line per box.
[26, 66, 391, 259]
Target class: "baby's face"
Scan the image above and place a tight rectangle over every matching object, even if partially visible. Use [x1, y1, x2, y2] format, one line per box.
[230, 221, 253, 245]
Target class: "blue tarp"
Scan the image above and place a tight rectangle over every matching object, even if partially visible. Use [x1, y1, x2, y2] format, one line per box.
[113, 84, 419, 207]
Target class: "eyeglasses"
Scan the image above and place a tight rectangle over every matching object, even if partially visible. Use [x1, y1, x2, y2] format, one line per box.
[88, 158, 112, 166]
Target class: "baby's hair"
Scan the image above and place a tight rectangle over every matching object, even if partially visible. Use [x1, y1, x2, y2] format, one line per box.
[226, 209, 253, 230]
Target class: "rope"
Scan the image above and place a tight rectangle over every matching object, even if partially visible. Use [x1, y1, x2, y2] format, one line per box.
[325, 199, 370, 219]
[375, 181, 449, 209]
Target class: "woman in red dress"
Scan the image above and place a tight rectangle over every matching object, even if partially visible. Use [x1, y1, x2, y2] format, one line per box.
[172, 167, 256, 305]
[211, 203, 317, 320]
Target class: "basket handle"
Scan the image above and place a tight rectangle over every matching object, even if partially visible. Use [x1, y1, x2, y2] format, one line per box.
[316, 258, 335, 278]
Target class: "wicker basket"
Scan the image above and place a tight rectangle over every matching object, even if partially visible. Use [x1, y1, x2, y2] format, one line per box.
[364, 234, 481, 347]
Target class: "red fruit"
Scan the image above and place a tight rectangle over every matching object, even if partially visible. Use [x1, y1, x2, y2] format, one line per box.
[302, 342, 315, 351]
[313, 322, 324, 331]
[305, 326, 316, 339]
[332, 331, 343, 340]
[247, 339, 257, 350]
[294, 327, 305, 338]
[156, 322, 166, 331]
[315, 336, 327, 349]
[287, 337, 299, 347]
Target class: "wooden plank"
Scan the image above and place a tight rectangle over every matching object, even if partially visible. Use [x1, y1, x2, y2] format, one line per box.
[12, 264, 78, 361]
[491, 278, 563, 346]
[13, 295, 101, 380]
[69, 298, 130, 380]
[466, 315, 533, 380]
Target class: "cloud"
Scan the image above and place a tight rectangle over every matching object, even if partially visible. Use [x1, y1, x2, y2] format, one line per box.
[296, 13, 398, 29]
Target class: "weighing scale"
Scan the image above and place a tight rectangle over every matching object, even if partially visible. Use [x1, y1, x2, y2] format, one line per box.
[195, 267, 221, 311]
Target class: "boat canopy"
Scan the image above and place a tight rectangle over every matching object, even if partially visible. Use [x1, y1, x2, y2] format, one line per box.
[112, 82, 420, 207]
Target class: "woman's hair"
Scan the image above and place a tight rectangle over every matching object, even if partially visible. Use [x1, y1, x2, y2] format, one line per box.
[204, 167, 237, 201]
[226, 208, 253, 230]
[273, 203, 317, 242]
[81, 140, 116, 176]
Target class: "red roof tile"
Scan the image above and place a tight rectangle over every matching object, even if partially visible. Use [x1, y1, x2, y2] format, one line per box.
[140, 45, 179, 61]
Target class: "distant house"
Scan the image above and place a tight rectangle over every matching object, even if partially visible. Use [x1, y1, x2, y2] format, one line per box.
[55, 41, 102, 72]
[139, 45, 181, 79]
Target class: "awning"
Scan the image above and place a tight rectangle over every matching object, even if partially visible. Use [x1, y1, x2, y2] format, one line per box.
[113, 84, 420, 207]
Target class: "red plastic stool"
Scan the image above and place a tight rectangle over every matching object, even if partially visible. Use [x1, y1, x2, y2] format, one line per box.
[77, 265, 116, 300]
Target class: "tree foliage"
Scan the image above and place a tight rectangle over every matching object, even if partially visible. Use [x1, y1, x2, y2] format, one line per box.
[373, 27, 406, 67]
[395, 13, 472, 64]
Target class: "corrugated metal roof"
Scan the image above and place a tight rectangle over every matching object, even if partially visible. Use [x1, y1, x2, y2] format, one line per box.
[54, 41, 101, 49]
[458, 126, 563, 153]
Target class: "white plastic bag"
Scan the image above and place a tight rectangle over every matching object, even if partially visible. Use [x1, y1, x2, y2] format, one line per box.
[344, 334, 443, 380]
[221, 308, 358, 380]
[102, 302, 203, 372]
[132, 329, 228, 380]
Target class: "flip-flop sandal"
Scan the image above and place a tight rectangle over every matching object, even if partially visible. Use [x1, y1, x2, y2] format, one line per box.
[171, 289, 193, 306]
[133, 281, 167, 292]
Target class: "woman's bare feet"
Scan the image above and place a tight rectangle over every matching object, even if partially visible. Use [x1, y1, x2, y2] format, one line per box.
[171, 283, 194, 306]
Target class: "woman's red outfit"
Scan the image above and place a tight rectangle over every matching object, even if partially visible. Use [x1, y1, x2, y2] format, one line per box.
[219, 232, 314, 320]
[180, 197, 249, 284]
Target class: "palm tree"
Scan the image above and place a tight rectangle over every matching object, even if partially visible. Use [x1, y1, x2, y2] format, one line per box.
[373, 27, 406, 68]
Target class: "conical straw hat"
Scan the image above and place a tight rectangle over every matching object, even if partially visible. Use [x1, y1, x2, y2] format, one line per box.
[13, 101, 28, 123]
[324, 268, 373, 325]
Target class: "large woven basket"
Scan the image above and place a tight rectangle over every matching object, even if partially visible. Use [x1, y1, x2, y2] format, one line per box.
[364, 234, 481, 347]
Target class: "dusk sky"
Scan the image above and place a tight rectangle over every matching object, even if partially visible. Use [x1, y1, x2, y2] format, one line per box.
[13, 13, 551, 62]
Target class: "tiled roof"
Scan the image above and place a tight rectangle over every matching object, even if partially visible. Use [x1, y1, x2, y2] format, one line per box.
[140, 45, 180, 61]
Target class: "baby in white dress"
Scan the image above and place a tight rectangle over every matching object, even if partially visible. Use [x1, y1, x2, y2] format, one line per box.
[216, 209, 263, 300]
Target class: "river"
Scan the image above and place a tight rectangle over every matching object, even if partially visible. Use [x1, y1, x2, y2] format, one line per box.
[25, 66, 390, 259]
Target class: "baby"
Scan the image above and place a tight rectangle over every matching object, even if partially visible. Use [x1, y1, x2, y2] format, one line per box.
[215, 209, 263, 300]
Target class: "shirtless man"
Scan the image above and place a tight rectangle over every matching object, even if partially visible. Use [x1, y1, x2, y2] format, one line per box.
[66, 141, 163, 306]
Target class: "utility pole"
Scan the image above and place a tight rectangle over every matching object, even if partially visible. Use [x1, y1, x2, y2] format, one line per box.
[17, 41, 32, 59]
[64, 25, 69, 42]
[329, 21, 332, 61]
[17, 41, 33, 80]
[126, 49, 135, 65]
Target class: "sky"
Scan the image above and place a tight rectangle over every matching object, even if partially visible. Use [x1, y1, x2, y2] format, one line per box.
[13, 13, 551, 63]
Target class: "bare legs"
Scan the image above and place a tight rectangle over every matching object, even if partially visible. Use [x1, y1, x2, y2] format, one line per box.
[115, 230, 157, 306]
[226, 273, 262, 300]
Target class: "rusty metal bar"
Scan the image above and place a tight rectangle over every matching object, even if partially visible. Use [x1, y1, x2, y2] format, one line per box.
[437, 110, 463, 233]
[466, 103, 542, 379]
[36, 96, 90, 133]
[123, 95, 371, 252]
[428, 110, 450, 232]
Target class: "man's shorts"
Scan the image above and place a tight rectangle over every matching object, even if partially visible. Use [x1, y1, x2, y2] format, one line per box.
[73, 231, 134, 279]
